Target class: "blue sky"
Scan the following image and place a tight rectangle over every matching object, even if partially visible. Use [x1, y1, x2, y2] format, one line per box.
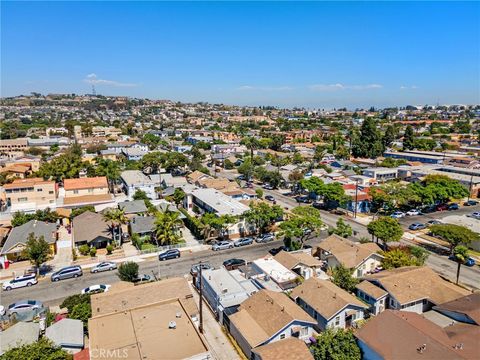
[2, 1, 479, 108]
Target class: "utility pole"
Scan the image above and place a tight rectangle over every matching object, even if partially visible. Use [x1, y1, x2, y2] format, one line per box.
[467, 173, 474, 203]
[354, 179, 359, 219]
[198, 261, 204, 334]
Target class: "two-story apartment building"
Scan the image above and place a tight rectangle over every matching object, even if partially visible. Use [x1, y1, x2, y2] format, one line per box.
[362, 167, 399, 183]
[120, 170, 160, 200]
[3, 178, 57, 212]
[63, 176, 113, 207]
[0, 138, 29, 158]
[291, 278, 368, 331]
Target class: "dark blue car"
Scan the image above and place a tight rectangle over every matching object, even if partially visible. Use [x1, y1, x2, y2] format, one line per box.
[449, 255, 476, 267]
[159, 249, 180, 261]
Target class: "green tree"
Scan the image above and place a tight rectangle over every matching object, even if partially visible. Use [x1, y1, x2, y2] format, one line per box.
[60, 293, 91, 313]
[330, 218, 353, 238]
[0, 337, 71, 360]
[243, 202, 283, 235]
[331, 264, 359, 293]
[199, 213, 237, 242]
[70, 302, 92, 332]
[403, 125, 415, 150]
[142, 133, 160, 150]
[255, 188, 264, 198]
[381, 248, 417, 269]
[133, 189, 150, 200]
[409, 245, 429, 265]
[351, 118, 384, 158]
[154, 208, 183, 245]
[93, 158, 121, 192]
[169, 188, 185, 206]
[237, 157, 254, 181]
[429, 224, 479, 252]
[311, 328, 361, 360]
[278, 206, 323, 246]
[383, 124, 396, 148]
[22, 233, 51, 275]
[452, 245, 470, 285]
[409, 175, 469, 205]
[240, 136, 261, 159]
[102, 208, 128, 245]
[117, 261, 139, 282]
[367, 217, 403, 248]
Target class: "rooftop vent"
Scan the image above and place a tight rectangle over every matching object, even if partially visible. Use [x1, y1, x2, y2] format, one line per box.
[168, 321, 177, 329]
[176, 312, 182, 318]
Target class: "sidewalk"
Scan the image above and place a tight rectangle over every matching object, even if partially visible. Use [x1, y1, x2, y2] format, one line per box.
[189, 282, 241, 360]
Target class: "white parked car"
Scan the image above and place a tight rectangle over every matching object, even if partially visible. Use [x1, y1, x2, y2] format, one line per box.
[81, 284, 111, 295]
[0, 305, 5, 316]
[90, 261, 117, 273]
[406, 209, 421, 216]
[2, 274, 38, 291]
[390, 211, 406, 219]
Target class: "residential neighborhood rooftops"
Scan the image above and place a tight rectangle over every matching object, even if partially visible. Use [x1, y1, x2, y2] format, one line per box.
[0, 322, 40, 355]
[64, 176, 108, 190]
[118, 200, 148, 214]
[191, 187, 249, 216]
[1, 220, 56, 255]
[356, 280, 388, 299]
[291, 277, 368, 321]
[433, 293, 480, 325]
[120, 170, 157, 186]
[252, 257, 298, 283]
[72, 211, 110, 244]
[2, 177, 54, 189]
[273, 250, 322, 270]
[364, 266, 470, 306]
[45, 318, 84, 352]
[252, 337, 314, 360]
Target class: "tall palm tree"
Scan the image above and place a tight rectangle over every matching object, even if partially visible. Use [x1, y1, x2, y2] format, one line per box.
[103, 208, 128, 245]
[241, 136, 261, 160]
[154, 208, 183, 245]
[452, 245, 470, 285]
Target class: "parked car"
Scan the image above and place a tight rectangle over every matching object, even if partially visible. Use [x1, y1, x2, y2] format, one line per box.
[390, 211, 406, 219]
[212, 241, 234, 251]
[269, 246, 290, 255]
[262, 183, 274, 190]
[223, 258, 246, 270]
[436, 203, 449, 211]
[81, 284, 111, 295]
[234, 237, 253, 247]
[426, 219, 442, 226]
[464, 200, 479, 206]
[406, 209, 421, 216]
[90, 261, 117, 273]
[448, 255, 476, 267]
[7, 300, 43, 315]
[0, 305, 5, 316]
[295, 196, 311, 203]
[255, 233, 275, 243]
[190, 263, 213, 276]
[265, 195, 275, 202]
[133, 274, 151, 284]
[422, 205, 437, 214]
[312, 201, 324, 209]
[408, 223, 426, 231]
[51, 266, 83, 282]
[2, 274, 38, 291]
[159, 249, 180, 261]
[467, 211, 480, 219]
[448, 203, 459, 211]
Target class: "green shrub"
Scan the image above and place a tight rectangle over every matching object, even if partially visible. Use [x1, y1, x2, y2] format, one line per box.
[0, 337, 71, 360]
[106, 244, 113, 255]
[89, 247, 97, 257]
[141, 243, 156, 251]
[78, 245, 89, 256]
[117, 261, 139, 282]
[60, 294, 91, 313]
[70, 302, 92, 332]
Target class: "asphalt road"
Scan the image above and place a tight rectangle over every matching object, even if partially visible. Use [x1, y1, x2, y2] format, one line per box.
[0, 235, 327, 308]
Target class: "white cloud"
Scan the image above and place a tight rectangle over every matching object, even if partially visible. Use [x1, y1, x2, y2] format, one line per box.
[400, 85, 418, 90]
[309, 83, 383, 92]
[236, 85, 293, 91]
[83, 73, 137, 87]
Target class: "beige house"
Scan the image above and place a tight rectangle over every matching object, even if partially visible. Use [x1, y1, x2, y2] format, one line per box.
[0, 138, 28, 158]
[273, 250, 323, 280]
[3, 178, 57, 212]
[63, 176, 113, 207]
[316, 235, 383, 278]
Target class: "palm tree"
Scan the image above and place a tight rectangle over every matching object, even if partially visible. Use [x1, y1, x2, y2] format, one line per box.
[241, 136, 261, 160]
[103, 208, 128, 245]
[452, 245, 470, 285]
[154, 207, 183, 245]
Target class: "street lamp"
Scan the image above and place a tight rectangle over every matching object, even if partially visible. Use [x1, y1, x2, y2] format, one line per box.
[354, 179, 359, 219]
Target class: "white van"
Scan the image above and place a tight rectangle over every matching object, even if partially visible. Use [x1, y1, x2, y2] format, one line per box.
[2, 274, 38, 291]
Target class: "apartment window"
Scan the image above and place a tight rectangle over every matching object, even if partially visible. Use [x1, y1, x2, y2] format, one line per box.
[18, 197, 28, 202]
[390, 298, 396, 308]
[37, 188, 43, 192]
[280, 334, 285, 340]
[335, 316, 340, 326]
[73, 190, 79, 194]
[300, 327, 309, 337]
[49, 191, 54, 194]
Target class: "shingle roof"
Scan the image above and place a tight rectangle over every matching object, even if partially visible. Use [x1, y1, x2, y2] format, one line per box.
[130, 215, 155, 234]
[118, 200, 148, 214]
[1, 220, 57, 254]
[252, 337, 314, 360]
[355, 310, 474, 360]
[2, 177, 54, 189]
[229, 290, 316, 348]
[45, 318, 84, 349]
[434, 293, 480, 325]
[64, 176, 108, 190]
[317, 234, 383, 269]
[356, 280, 388, 299]
[72, 211, 110, 244]
[291, 278, 368, 321]
[364, 266, 470, 305]
[274, 251, 322, 270]
[0, 322, 40, 355]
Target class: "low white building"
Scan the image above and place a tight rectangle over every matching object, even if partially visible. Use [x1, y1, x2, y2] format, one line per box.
[120, 170, 160, 200]
[251, 257, 298, 290]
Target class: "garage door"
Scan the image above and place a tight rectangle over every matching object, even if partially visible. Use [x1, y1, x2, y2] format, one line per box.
[57, 240, 72, 249]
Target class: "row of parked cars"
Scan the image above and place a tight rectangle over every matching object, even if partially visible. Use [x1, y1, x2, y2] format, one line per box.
[212, 233, 276, 251]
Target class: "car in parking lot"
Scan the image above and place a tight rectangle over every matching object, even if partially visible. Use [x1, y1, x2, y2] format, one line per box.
[448, 203, 459, 211]
[234, 237, 253, 247]
[406, 209, 421, 216]
[390, 211, 406, 219]
[255, 233, 275, 243]
[265, 195, 275, 202]
[436, 203, 449, 211]
[212, 241, 234, 251]
[422, 205, 437, 213]
[81, 284, 111, 295]
[448, 255, 476, 267]
[90, 261, 117, 273]
[190, 263, 213, 276]
[262, 183, 274, 190]
[159, 249, 180, 261]
[408, 223, 426, 231]
[295, 196, 311, 203]
[426, 219, 442, 226]
[51, 266, 83, 282]
[2, 274, 38, 291]
[223, 258, 246, 270]
[7, 300, 43, 315]
[466, 211, 480, 219]
[464, 200, 479, 206]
